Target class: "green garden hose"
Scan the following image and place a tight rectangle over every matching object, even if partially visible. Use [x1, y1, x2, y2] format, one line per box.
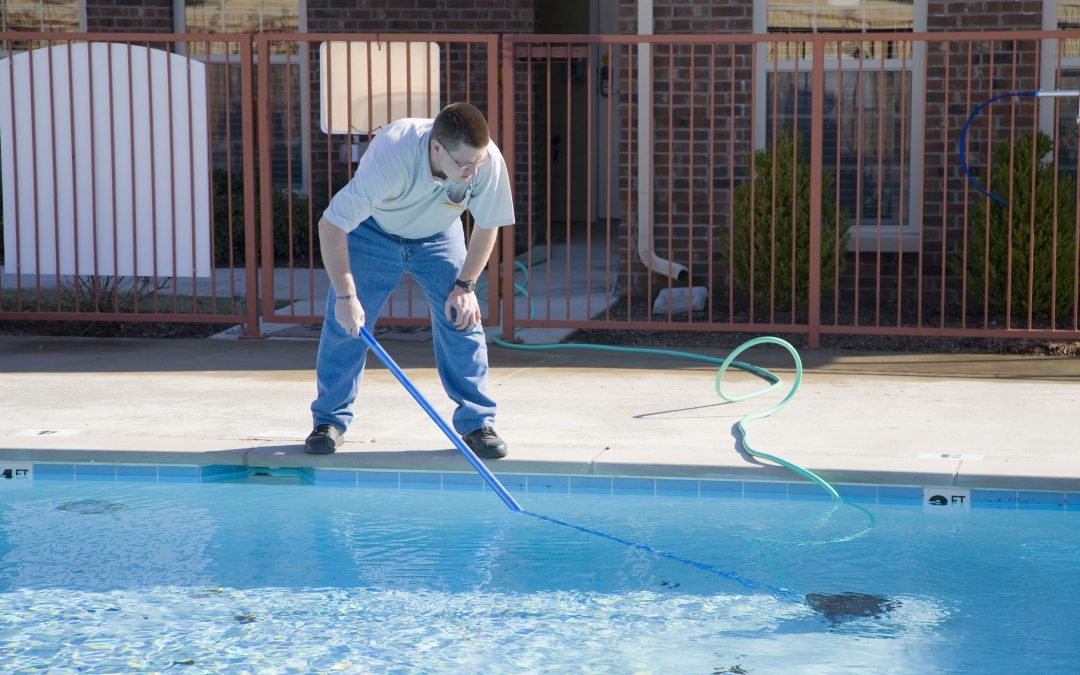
[488, 260, 841, 499]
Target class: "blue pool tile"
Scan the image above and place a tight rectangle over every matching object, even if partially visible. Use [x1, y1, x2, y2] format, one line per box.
[76, 464, 116, 481]
[526, 475, 570, 493]
[1017, 491, 1066, 510]
[744, 481, 789, 499]
[699, 480, 742, 497]
[1068, 493, 1080, 511]
[614, 477, 655, 495]
[33, 463, 75, 480]
[158, 466, 200, 483]
[358, 471, 399, 488]
[878, 486, 923, 504]
[443, 473, 485, 491]
[656, 478, 698, 496]
[202, 465, 244, 481]
[788, 482, 835, 501]
[835, 484, 878, 503]
[570, 476, 613, 494]
[310, 469, 359, 487]
[401, 472, 442, 489]
[116, 464, 158, 482]
[971, 489, 1018, 509]
[493, 474, 527, 491]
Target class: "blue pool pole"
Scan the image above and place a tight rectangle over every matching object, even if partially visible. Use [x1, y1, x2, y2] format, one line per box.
[359, 327, 523, 513]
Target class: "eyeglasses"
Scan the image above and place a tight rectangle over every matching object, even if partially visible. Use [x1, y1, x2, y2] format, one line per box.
[440, 142, 489, 173]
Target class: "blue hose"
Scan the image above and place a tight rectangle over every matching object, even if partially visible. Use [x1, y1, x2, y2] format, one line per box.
[359, 325, 807, 600]
[960, 89, 1080, 206]
[959, 91, 1037, 206]
[359, 326, 523, 512]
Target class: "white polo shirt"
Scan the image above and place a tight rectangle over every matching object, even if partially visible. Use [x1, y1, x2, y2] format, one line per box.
[322, 118, 515, 239]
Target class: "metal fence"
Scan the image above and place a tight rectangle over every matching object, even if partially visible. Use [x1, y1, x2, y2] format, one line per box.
[3, 30, 1080, 347]
[0, 32, 259, 330]
[499, 31, 1080, 347]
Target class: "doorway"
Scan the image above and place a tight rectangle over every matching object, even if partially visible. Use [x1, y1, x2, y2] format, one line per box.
[535, 0, 622, 236]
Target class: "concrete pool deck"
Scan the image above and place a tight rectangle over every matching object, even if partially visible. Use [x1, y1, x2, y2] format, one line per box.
[2, 332, 1079, 492]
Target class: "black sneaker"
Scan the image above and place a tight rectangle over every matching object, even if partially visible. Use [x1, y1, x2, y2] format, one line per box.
[462, 427, 508, 459]
[305, 424, 344, 454]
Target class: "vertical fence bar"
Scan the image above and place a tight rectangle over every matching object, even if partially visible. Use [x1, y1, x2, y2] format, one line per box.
[164, 36, 179, 312]
[938, 40, 951, 329]
[499, 35, 518, 341]
[65, 40, 80, 311]
[284, 38, 296, 319]
[584, 41, 594, 321]
[145, 42, 161, 312]
[241, 35, 260, 337]
[854, 42, 866, 327]
[789, 40, 800, 324]
[486, 35, 501, 325]
[185, 40, 198, 315]
[807, 35, 824, 349]
[831, 40, 843, 328]
[3, 36, 19, 308]
[257, 34, 275, 330]
[47, 41, 61, 310]
[898, 41, 909, 329]
[225, 39, 239, 313]
[563, 41, 572, 321]
[124, 42, 137, 312]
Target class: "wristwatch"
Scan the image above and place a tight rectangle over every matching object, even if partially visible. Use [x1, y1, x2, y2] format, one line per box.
[454, 278, 477, 293]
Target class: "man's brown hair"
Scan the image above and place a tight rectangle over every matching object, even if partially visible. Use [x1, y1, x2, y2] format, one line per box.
[431, 102, 489, 150]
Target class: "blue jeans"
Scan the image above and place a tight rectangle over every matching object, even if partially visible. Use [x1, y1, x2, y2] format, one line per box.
[311, 216, 497, 436]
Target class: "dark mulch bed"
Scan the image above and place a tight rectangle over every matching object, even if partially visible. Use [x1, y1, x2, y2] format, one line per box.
[564, 296, 1080, 356]
[0, 319, 239, 339]
[566, 326, 1080, 356]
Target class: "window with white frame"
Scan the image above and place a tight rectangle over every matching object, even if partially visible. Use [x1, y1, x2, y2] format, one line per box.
[756, 0, 926, 245]
[1, 0, 81, 32]
[178, 0, 308, 189]
[1048, 0, 1080, 171]
[184, 0, 300, 38]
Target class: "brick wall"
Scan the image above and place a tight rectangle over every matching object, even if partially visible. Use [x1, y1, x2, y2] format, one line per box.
[85, 0, 174, 33]
[307, 1, 534, 34]
[616, 1, 755, 296]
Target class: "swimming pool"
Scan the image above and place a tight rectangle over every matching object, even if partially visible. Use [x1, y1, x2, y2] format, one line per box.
[1, 471, 1078, 673]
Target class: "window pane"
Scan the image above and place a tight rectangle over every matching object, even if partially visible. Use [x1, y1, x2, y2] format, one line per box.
[766, 2, 915, 225]
[767, 69, 910, 224]
[1059, 0, 1080, 58]
[768, 1, 914, 61]
[2, 0, 80, 32]
[186, 0, 299, 34]
[183, 2, 304, 192]
[1057, 3, 1080, 171]
[768, 0, 913, 32]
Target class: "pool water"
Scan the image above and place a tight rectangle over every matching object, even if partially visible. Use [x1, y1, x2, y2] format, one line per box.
[0, 479, 1078, 673]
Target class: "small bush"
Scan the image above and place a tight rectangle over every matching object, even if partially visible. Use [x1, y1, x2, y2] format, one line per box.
[961, 131, 1077, 320]
[211, 168, 318, 268]
[730, 128, 850, 307]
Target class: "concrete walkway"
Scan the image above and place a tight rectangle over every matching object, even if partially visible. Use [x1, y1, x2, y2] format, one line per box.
[2, 332, 1079, 491]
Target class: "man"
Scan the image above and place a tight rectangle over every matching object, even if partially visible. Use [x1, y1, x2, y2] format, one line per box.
[305, 102, 514, 459]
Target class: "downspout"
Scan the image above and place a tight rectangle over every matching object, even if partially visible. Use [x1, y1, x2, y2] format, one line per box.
[637, 0, 689, 283]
